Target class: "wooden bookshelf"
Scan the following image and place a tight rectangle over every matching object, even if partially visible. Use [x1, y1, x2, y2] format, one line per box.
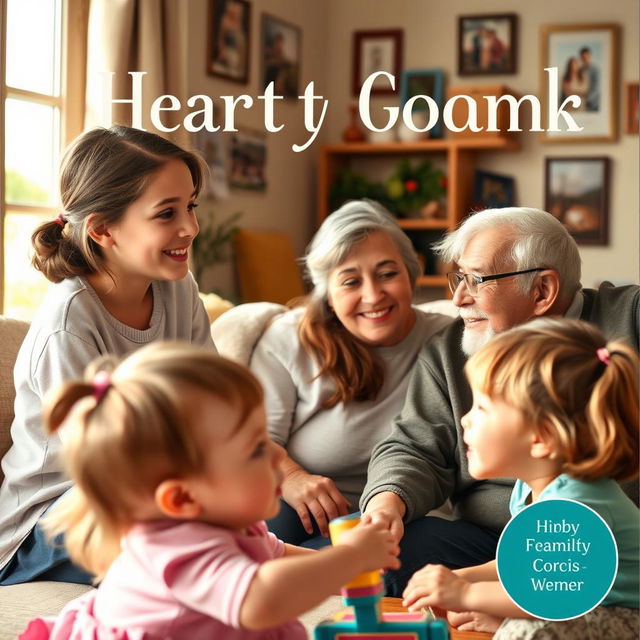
[317, 136, 520, 293]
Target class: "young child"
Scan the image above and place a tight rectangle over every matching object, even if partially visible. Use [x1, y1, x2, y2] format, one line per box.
[402, 318, 639, 639]
[0, 126, 215, 586]
[20, 343, 400, 639]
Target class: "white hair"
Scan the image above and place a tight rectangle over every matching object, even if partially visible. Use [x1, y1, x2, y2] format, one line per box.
[304, 200, 421, 305]
[433, 207, 582, 302]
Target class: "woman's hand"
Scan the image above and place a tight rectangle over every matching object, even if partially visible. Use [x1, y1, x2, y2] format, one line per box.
[281, 468, 351, 537]
[361, 491, 406, 543]
[337, 520, 401, 573]
[447, 610, 503, 633]
[402, 564, 470, 612]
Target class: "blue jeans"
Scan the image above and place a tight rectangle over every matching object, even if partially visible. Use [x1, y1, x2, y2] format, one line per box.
[383, 516, 501, 597]
[267, 499, 333, 549]
[0, 494, 94, 585]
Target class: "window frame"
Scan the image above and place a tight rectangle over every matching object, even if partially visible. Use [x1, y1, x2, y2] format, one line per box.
[0, 0, 88, 312]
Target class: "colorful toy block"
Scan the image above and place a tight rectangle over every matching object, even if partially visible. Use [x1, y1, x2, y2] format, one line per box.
[314, 513, 449, 640]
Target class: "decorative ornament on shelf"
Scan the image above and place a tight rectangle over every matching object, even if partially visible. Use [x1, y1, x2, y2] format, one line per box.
[342, 104, 367, 143]
[385, 159, 446, 218]
[328, 159, 447, 220]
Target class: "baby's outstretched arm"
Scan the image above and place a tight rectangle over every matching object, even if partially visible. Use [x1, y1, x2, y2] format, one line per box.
[403, 564, 532, 619]
[239, 520, 399, 630]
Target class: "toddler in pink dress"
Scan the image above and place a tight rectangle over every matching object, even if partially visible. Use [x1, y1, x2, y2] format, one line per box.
[20, 343, 399, 639]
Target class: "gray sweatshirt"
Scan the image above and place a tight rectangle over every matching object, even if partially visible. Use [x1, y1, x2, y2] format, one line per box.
[0, 273, 215, 569]
[361, 283, 639, 530]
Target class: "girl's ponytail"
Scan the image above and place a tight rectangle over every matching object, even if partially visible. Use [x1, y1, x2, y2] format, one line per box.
[578, 341, 640, 482]
[31, 218, 92, 283]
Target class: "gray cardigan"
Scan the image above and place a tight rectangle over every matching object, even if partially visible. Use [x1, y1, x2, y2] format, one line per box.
[361, 282, 640, 531]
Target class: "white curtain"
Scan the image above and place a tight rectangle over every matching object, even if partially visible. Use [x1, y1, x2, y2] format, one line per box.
[84, 0, 189, 146]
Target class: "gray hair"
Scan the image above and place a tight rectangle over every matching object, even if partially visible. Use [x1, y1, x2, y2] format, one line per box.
[304, 200, 421, 306]
[433, 207, 582, 302]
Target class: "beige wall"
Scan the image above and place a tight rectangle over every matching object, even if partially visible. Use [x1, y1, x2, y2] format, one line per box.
[186, 0, 329, 296]
[187, 0, 639, 296]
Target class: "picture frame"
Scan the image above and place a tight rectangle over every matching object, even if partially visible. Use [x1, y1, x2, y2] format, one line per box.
[352, 29, 403, 97]
[626, 82, 639, 135]
[472, 170, 515, 210]
[207, 0, 251, 83]
[458, 13, 517, 76]
[194, 126, 229, 200]
[544, 157, 610, 246]
[229, 129, 267, 191]
[399, 69, 445, 138]
[261, 13, 302, 98]
[540, 23, 619, 143]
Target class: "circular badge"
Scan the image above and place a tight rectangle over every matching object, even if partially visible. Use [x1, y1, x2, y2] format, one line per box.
[496, 499, 617, 620]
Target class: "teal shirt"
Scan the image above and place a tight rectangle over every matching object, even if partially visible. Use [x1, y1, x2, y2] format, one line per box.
[510, 475, 639, 608]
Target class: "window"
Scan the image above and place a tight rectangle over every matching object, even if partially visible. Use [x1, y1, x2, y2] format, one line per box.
[1, 0, 87, 320]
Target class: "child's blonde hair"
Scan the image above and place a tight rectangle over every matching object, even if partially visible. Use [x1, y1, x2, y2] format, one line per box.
[43, 342, 263, 580]
[465, 318, 639, 483]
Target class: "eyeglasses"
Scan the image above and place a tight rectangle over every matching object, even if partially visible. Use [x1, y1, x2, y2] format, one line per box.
[447, 268, 546, 296]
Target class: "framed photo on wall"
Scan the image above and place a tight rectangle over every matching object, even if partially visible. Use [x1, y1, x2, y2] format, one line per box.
[352, 29, 403, 96]
[544, 157, 610, 246]
[458, 13, 517, 75]
[229, 129, 267, 191]
[207, 0, 251, 83]
[472, 170, 515, 210]
[399, 69, 445, 138]
[540, 23, 619, 142]
[261, 13, 301, 97]
[194, 127, 229, 200]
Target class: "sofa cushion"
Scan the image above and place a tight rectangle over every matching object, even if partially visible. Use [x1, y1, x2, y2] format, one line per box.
[0, 582, 93, 639]
[212, 302, 286, 366]
[0, 316, 29, 484]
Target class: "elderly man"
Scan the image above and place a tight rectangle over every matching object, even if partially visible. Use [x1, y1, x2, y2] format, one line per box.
[360, 207, 639, 596]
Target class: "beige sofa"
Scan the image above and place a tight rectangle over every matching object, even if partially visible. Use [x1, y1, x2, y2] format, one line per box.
[0, 300, 457, 638]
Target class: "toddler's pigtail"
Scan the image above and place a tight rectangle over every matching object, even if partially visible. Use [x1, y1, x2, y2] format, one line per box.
[42, 359, 121, 581]
[31, 218, 91, 283]
[41, 486, 120, 582]
[44, 379, 95, 434]
[567, 340, 639, 482]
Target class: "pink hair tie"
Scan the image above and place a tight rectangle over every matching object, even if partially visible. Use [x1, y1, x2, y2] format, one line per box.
[596, 347, 611, 365]
[54, 214, 67, 228]
[92, 371, 112, 403]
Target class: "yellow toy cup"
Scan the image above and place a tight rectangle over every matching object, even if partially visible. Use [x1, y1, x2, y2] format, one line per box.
[328, 513, 382, 590]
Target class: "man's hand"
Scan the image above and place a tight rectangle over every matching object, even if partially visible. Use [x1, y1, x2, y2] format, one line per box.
[361, 491, 406, 543]
[281, 468, 351, 536]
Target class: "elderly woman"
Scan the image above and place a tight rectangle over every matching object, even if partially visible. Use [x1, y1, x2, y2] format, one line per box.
[250, 200, 453, 546]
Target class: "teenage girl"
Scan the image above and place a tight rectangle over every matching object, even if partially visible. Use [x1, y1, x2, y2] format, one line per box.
[0, 126, 215, 586]
[20, 343, 399, 639]
[402, 318, 639, 639]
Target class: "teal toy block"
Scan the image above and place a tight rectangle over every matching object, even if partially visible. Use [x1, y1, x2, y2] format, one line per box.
[314, 514, 449, 639]
[313, 586, 449, 640]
